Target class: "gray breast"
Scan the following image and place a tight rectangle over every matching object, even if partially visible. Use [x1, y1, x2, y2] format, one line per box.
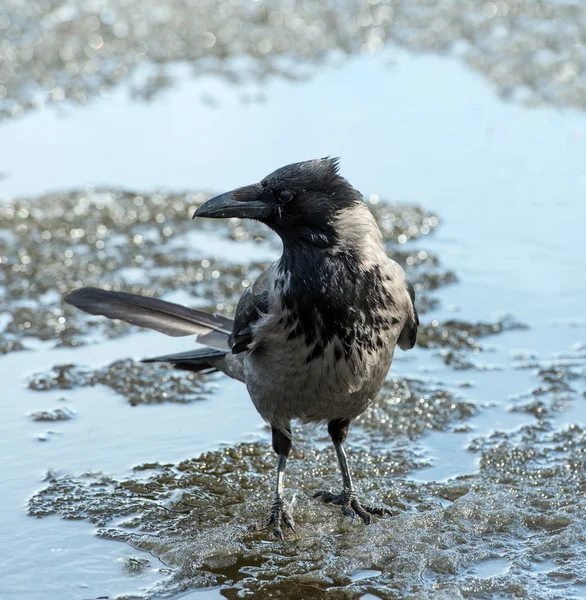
[243, 273, 403, 429]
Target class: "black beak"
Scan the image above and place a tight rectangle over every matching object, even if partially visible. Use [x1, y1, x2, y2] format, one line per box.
[192, 187, 268, 220]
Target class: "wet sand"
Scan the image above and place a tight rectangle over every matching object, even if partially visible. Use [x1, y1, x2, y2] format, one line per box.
[1, 2, 586, 598]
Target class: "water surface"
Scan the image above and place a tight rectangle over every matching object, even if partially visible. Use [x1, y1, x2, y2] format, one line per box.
[1, 2, 585, 598]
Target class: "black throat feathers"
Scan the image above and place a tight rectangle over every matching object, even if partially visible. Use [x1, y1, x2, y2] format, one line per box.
[276, 243, 399, 363]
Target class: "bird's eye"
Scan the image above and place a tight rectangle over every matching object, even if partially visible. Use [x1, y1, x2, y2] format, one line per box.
[278, 190, 294, 203]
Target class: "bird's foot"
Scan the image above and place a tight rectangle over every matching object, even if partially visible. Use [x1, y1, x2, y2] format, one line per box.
[313, 490, 392, 525]
[249, 497, 295, 541]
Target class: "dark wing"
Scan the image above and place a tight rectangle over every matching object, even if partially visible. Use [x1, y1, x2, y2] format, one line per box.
[398, 280, 419, 351]
[65, 287, 232, 350]
[142, 348, 228, 372]
[230, 286, 269, 354]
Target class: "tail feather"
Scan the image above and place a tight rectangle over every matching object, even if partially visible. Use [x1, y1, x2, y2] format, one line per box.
[142, 347, 244, 381]
[142, 348, 229, 374]
[65, 287, 232, 351]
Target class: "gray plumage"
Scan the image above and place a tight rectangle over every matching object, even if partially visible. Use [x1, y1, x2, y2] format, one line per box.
[240, 206, 412, 433]
[65, 287, 232, 350]
[65, 158, 418, 538]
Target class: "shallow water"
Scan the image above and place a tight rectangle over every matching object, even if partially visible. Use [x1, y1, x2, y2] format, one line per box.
[1, 1, 586, 599]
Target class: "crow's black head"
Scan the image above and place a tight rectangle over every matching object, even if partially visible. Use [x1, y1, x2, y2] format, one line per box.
[194, 158, 362, 246]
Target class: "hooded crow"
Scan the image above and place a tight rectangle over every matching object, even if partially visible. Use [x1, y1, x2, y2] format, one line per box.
[65, 158, 418, 539]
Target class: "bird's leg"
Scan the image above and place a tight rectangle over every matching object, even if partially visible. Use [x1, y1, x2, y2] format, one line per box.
[266, 426, 295, 540]
[314, 419, 392, 524]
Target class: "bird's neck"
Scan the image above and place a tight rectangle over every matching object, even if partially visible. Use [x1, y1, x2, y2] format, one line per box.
[278, 205, 388, 290]
[275, 208, 395, 355]
[333, 203, 388, 269]
[278, 238, 331, 281]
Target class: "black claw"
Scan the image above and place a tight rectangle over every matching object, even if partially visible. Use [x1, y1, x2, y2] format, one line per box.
[257, 499, 295, 541]
[313, 490, 336, 504]
[314, 490, 391, 524]
[362, 504, 393, 517]
[283, 513, 296, 532]
[351, 499, 372, 525]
